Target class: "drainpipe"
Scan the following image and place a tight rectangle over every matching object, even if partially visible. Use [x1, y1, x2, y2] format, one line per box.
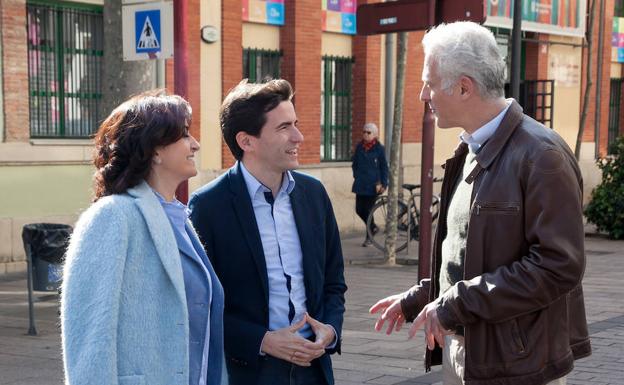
[594, 0, 605, 158]
[510, 0, 522, 100]
[174, 0, 189, 202]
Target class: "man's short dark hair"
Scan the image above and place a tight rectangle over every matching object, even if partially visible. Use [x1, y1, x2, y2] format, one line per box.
[220, 79, 294, 160]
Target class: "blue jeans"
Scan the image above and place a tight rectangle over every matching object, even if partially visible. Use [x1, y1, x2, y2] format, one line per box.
[227, 355, 328, 385]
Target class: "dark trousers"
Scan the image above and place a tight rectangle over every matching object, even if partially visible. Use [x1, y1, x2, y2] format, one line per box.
[355, 195, 377, 238]
[227, 355, 328, 385]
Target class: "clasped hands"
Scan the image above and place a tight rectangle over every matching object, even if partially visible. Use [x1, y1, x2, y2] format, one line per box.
[369, 293, 454, 350]
[260, 312, 335, 367]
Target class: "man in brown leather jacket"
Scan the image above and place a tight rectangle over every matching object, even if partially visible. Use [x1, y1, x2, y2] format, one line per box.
[370, 22, 591, 385]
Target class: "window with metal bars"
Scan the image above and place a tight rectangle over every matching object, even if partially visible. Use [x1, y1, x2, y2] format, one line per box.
[504, 80, 555, 128]
[321, 56, 353, 162]
[608, 78, 623, 154]
[27, 1, 103, 138]
[242, 48, 281, 83]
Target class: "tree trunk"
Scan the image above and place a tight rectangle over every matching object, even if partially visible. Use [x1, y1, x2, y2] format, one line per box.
[385, 32, 408, 264]
[575, 0, 596, 160]
[102, 0, 155, 115]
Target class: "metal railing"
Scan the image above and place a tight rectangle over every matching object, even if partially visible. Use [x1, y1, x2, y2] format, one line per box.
[321, 55, 353, 162]
[242, 48, 281, 83]
[505, 80, 555, 128]
[27, 1, 103, 138]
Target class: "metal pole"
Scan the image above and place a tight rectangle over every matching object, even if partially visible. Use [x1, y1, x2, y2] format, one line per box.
[417, 104, 435, 281]
[25, 244, 37, 336]
[174, 0, 189, 203]
[384, 33, 395, 156]
[594, 0, 605, 158]
[511, 0, 522, 100]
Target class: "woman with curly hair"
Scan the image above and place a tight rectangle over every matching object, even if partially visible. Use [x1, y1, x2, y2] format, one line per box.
[61, 90, 226, 385]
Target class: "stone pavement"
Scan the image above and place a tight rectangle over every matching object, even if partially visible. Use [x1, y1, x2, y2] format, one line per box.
[1, 232, 624, 385]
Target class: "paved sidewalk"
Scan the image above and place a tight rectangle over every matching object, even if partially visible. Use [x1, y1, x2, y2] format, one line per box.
[1, 233, 623, 384]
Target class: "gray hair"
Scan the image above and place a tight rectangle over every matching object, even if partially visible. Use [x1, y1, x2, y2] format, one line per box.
[363, 122, 378, 136]
[422, 22, 506, 99]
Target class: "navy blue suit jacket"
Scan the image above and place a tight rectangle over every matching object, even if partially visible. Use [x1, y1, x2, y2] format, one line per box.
[189, 163, 347, 385]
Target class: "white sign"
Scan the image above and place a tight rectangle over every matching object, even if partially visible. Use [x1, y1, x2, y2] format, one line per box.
[122, 1, 173, 61]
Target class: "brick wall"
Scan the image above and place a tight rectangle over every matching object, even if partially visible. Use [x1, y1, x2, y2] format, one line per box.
[580, 0, 615, 156]
[351, 0, 381, 148]
[524, 33, 549, 80]
[402, 31, 425, 144]
[281, 1, 322, 165]
[1, 0, 29, 142]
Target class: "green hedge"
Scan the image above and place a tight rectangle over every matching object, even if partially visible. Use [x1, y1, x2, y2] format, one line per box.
[585, 136, 624, 239]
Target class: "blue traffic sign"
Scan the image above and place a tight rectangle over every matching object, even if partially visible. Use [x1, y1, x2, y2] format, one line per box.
[135, 9, 161, 54]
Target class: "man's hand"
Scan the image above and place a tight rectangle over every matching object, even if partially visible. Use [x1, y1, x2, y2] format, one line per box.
[408, 302, 454, 350]
[260, 318, 325, 367]
[302, 313, 335, 357]
[369, 293, 406, 335]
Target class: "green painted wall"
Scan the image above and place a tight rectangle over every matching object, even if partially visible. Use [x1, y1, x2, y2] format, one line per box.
[0, 164, 94, 217]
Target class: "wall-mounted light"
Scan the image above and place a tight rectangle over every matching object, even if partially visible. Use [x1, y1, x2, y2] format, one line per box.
[201, 25, 218, 44]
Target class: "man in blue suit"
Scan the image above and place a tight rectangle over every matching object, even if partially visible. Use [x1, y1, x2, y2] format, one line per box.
[189, 79, 347, 385]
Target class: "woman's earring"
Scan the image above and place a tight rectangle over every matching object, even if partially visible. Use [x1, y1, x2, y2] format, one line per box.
[154, 157, 162, 165]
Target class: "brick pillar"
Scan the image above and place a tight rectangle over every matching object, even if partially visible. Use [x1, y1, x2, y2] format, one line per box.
[524, 33, 549, 80]
[580, 0, 615, 156]
[1, 0, 29, 142]
[219, 0, 242, 168]
[402, 31, 425, 144]
[280, 1, 322, 164]
[351, 0, 381, 149]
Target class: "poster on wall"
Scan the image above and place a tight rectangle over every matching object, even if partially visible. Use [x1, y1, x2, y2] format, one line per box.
[484, 0, 586, 38]
[322, 0, 356, 35]
[242, 0, 284, 26]
[614, 18, 624, 63]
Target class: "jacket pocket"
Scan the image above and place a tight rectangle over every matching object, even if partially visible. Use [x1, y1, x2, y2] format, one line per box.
[510, 318, 528, 355]
[473, 201, 520, 216]
[118, 375, 145, 385]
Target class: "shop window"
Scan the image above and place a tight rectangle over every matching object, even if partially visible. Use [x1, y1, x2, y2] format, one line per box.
[27, 1, 103, 138]
[321, 56, 353, 162]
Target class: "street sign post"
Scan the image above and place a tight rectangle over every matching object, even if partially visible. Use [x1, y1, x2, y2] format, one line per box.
[357, 0, 485, 279]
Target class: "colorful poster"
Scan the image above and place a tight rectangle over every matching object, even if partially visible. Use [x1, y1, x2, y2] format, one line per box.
[242, 0, 284, 26]
[484, 0, 586, 38]
[613, 18, 624, 63]
[322, 0, 356, 35]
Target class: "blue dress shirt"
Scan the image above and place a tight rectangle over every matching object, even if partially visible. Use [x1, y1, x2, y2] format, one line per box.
[153, 191, 216, 385]
[459, 99, 512, 153]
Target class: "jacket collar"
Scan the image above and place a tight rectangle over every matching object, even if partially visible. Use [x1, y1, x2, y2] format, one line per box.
[474, 99, 524, 170]
[126, 180, 187, 306]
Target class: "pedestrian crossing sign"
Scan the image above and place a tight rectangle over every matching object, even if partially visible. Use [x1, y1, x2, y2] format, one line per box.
[122, 1, 173, 61]
[135, 10, 161, 54]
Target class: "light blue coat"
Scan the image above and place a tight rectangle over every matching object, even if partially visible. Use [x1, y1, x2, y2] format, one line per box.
[61, 181, 225, 385]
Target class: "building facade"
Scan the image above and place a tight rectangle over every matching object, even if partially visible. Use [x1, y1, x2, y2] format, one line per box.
[1, 0, 622, 273]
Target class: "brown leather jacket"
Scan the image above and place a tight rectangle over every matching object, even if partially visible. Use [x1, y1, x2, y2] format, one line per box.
[401, 101, 591, 385]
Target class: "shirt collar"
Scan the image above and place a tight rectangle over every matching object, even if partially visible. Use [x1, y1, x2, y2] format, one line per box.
[239, 161, 295, 202]
[151, 188, 189, 228]
[459, 99, 512, 153]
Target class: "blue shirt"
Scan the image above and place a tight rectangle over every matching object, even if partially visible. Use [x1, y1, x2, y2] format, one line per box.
[239, 162, 312, 338]
[153, 190, 213, 385]
[459, 99, 512, 153]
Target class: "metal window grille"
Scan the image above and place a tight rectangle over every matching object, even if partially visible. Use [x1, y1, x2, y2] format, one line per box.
[506, 80, 555, 128]
[608, 78, 623, 154]
[321, 56, 353, 162]
[242, 48, 281, 83]
[27, 1, 103, 138]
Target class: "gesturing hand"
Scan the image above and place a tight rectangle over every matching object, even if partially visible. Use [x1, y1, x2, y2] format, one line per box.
[369, 293, 405, 335]
[260, 318, 325, 367]
[302, 312, 335, 357]
[408, 302, 454, 350]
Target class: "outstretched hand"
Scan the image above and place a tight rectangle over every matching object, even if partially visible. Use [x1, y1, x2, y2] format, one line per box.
[408, 302, 454, 350]
[369, 293, 405, 335]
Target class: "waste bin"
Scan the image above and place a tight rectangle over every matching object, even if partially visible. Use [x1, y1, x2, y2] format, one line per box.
[22, 223, 72, 291]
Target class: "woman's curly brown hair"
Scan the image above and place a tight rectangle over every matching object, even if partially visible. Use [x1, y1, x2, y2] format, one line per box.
[92, 90, 192, 201]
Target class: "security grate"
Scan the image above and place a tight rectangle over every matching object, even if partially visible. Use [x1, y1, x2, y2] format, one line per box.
[321, 55, 353, 162]
[242, 48, 281, 83]
[27, 1, 103, 138]
[608, 78, 623, 154]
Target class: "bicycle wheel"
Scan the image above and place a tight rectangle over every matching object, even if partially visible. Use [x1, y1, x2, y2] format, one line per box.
[366, 197, 410, 252]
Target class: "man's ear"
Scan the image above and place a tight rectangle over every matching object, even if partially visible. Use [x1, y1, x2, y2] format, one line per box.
[458, 76, 474, 99]
[235, 131, 253, 153]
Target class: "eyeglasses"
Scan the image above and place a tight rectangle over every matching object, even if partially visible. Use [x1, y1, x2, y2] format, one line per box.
[363, 131, 372, 134]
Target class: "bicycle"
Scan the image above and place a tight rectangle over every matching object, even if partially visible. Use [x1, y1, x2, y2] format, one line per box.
[366, 178, 443, 252]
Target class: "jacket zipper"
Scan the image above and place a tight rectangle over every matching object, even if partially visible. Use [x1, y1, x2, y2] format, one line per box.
[474, 204, 520, 216]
